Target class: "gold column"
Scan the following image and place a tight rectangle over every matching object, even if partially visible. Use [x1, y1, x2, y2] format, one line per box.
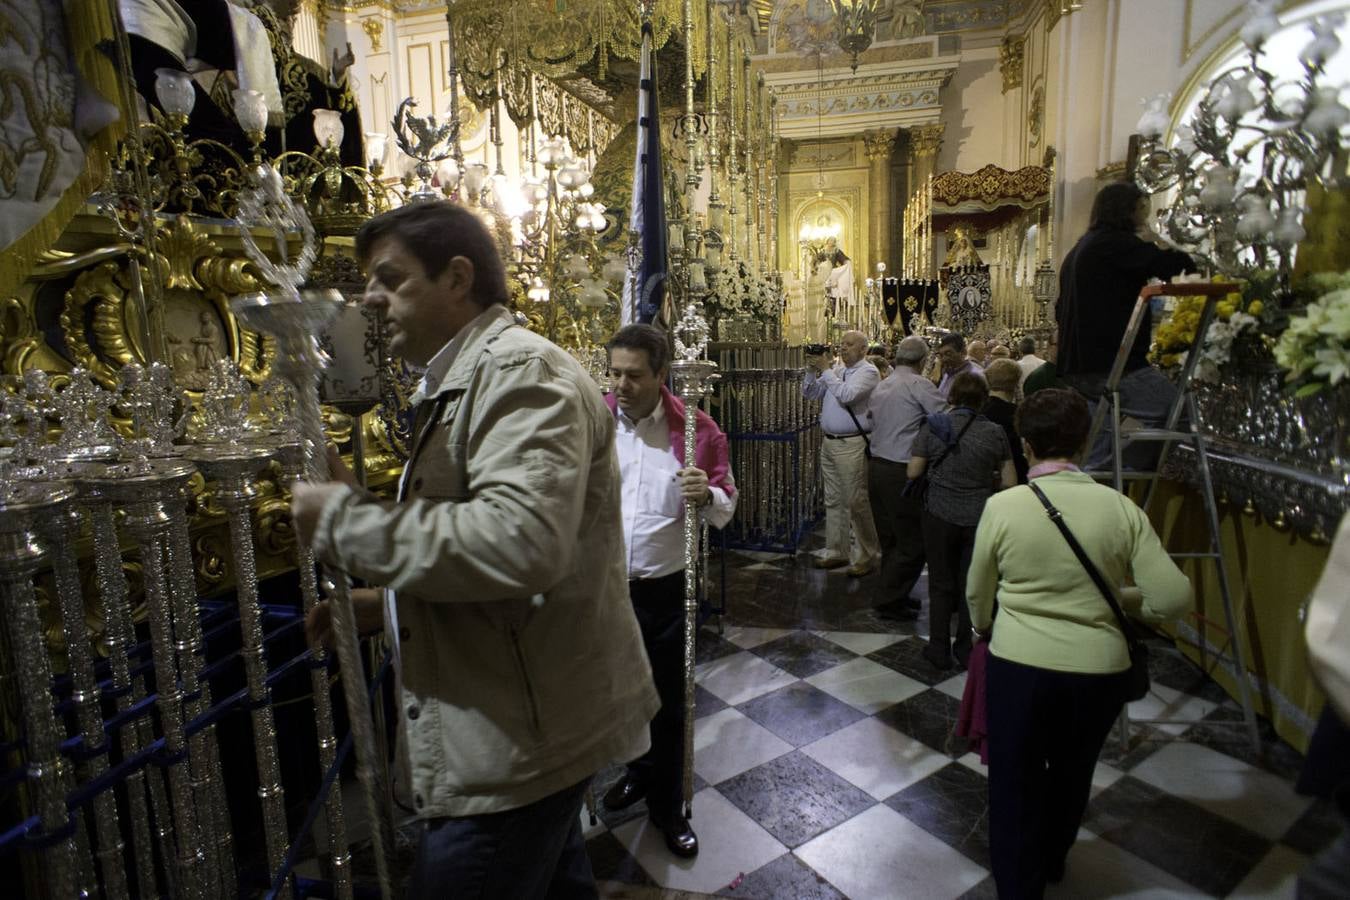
[863, 129, 896, 274]
[910, 123, 944, 186]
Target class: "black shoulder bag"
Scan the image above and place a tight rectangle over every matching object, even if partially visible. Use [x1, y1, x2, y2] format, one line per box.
[901, 413, 976, 507]
[1027, 481, 1151, 701]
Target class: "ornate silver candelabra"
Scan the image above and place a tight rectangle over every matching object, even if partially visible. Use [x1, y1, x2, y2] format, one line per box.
[232, 161, 394, 899]
[670, 301, 719, 817]
[0, 481, 85, 900]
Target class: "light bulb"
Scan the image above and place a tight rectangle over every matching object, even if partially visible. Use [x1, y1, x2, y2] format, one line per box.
[312, 109, 345, 148]
[527, 276, 551, 303]
[602, 255, 627, 285]
[365, 131, 388, 167]
[578, 279, 608, 309]
[232, 89, 267, 135]
[463, 162, 488, 195]
[154, 68, 196, 117]
[437, 156, 461, 190]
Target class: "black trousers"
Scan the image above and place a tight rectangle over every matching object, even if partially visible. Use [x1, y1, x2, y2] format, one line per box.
[921, 510, 977, 658]
[986, 653, 1130, 900]
[867, 458, 927, 603]
[626, 571, 687, 819]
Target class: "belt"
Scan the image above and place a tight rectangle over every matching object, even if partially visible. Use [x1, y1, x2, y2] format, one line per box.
[823, 432, 866, 440]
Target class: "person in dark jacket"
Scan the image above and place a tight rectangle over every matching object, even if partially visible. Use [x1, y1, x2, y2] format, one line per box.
[1054, 182, 1194, 467]
[983, 359, 1028, 484]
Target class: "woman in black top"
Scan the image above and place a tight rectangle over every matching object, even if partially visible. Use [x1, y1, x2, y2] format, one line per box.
[1053, 182, 1195, 468]
[908, 373, 1017, 670]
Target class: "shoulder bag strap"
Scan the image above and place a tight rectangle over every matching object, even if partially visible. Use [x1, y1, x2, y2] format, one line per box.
[1027, 481, 1138, 644]
[929, 412, 978, 473]
[843, 403, 871, 450]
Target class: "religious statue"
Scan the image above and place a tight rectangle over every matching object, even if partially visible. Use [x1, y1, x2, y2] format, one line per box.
[943, 222, 985, 268]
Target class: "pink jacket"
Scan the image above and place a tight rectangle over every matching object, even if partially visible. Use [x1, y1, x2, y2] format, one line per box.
[605, 385, 736, 497]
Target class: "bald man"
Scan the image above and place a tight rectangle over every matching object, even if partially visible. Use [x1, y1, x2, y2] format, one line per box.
[803, 331, 881, 576]
[967, 339, 988, 367]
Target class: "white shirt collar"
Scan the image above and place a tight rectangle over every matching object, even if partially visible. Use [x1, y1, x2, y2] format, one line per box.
[619, 398, 666, 431]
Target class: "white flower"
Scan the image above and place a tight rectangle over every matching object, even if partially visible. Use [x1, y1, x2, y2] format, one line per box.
[1312, 345, 1350, 385]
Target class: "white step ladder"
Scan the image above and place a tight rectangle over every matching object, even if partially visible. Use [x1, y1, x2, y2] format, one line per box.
[1083, 282, 1262, 757]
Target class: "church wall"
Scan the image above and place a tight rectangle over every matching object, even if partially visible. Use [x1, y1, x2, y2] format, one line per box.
[936, 46, 1005, 174]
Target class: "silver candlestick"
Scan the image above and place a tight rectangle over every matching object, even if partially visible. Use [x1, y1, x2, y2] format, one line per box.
[270, 436, 352, 900]
[184, 443, 293, 898]
[85, 459, 208, 900]
[78, 469, 169, 898]
[233, 162, 393, 898]
[36, 466, 131, 900]
[0, 481, 84, 900]
[231, 289, 395, 900]
[670, 301, 719, 818]
[161, 477, 234, 899]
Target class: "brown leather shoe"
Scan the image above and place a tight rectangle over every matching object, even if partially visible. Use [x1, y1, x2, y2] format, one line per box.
[601, 775, 646, 812]
[650, 812, 699, 858]
[813, 556, 849, 570]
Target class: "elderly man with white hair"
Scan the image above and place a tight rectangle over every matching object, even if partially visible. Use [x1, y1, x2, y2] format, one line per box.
[803, 330, 881, 576]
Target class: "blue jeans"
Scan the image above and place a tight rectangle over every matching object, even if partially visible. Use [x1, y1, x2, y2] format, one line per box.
[403, 778, 596, 899]
[1063, 368, 1178, 470]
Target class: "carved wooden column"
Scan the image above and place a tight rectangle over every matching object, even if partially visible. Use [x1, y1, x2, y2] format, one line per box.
[863, 129, 896, 273]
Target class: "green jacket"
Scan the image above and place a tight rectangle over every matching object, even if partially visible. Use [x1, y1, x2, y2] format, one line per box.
[967, 470, 1192, 674]
[313, 305, 658, 817]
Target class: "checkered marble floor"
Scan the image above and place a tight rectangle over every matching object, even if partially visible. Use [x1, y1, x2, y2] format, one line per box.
[583, 546, 1338, 900]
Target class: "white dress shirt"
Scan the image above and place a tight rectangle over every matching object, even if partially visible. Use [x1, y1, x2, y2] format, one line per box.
[615, 403, 736, 579]
[1017, 354, 1047, 387]
[802, 359, 880, 436]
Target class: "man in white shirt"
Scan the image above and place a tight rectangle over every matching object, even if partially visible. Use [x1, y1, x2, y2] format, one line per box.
[803, 330, 881, 576]
[601, 324, 737, 859]
[1015, 336, 1048, 388]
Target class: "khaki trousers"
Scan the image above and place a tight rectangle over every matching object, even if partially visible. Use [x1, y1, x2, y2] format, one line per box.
[819, 434, 880, 566]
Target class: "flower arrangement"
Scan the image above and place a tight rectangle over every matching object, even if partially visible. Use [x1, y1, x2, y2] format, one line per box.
[705, 262, 785, 326]
[1274, 270, 1350, 396]
[1149, 277, 1269, 378]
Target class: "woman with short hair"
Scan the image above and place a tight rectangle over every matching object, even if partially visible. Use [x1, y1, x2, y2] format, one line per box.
[967, 388, 1192, 899]
[907, 372, 1016, 670]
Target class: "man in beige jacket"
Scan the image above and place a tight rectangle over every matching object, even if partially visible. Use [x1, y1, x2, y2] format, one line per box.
[292, 201, 658, 898]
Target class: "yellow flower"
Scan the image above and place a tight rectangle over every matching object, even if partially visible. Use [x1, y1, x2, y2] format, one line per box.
[1248, 300, 1264, 316]
[1162, 353, 1179, 367]
[1217, 302, 1236, 320]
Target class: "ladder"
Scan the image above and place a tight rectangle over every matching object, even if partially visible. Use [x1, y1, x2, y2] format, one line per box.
[1083, 282, 1262, 757]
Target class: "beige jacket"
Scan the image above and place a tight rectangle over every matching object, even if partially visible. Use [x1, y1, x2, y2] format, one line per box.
[313, 305, 658, 817]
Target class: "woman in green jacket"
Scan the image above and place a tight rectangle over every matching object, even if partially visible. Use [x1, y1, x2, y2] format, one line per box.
[967, 389, 1192, 899]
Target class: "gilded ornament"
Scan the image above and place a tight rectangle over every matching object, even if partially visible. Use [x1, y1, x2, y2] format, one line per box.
[1027, 84, 1044, 147]
[999, 35, 1025, 93]
[910, 123, 944, 158]
[362, 17, 384, 52]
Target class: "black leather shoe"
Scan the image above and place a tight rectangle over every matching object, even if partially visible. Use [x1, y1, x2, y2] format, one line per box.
[601, 776, 646, 812]
[650, 812, 699, 858]
[876, 599, 919, 621]
[922, 644, 955, 671]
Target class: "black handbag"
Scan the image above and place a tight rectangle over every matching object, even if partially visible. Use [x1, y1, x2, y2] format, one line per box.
[1027, 481, 1151, 701]
[902, 413, 977, 508]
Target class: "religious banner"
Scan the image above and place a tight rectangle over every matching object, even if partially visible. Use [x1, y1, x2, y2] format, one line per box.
[944, 265, 993, 335]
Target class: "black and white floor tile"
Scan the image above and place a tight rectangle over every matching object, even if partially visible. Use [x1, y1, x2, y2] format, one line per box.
[586, 539, 1333, 899]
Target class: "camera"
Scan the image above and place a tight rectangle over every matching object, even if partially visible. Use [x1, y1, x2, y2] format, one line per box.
[804, 343, 830, 357]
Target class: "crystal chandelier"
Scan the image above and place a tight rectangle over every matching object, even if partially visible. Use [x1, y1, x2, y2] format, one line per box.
[1133, 5, 1348, 278]
[828, 0, 880, 72]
